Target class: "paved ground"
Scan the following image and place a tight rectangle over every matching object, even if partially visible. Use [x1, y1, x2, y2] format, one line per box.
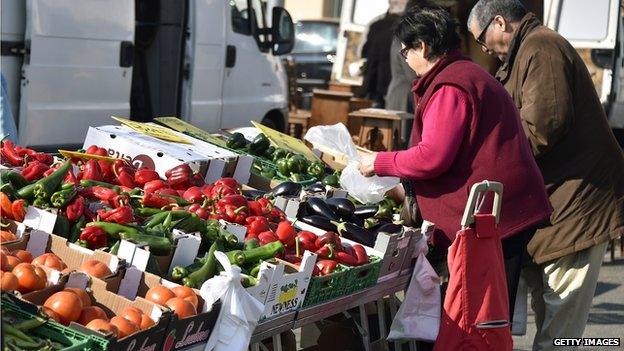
[513, 247, 624, 351]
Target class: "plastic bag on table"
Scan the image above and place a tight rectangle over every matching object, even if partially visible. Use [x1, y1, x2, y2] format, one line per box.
[200, 251, 265, 351]
[304, 123, 399, 204]
[387, 228, 441, 342]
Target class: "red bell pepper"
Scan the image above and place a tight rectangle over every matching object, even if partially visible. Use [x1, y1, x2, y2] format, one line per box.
[65, 196, 85, 222]
[267, 207, 286, 223]
[335, 251, 357, 266]
[21, 161, 50, 182]
[134, 168, 160, 187]
[210, 184, 236, 200]
[258, 231, 279, 245]
[111, 194, 130, 208]
[316, 259, 338, 276]
[1, 140, 24, 166]
[214, 177, 240, 192]
[30, 152, 54, 165]
[221, 204, 248, 224]
[97, 205, 134, 224]
[155, 188, 180, 197]
[315, 244, 335, 259]
[11, 199, 27, 222]
[190, 173, 205, 187]
[79, 226, 108, 249]
[98, 160, 115, 183]
[353, 244, 368, 266]
[315, 232, 341, 249]
[297, 230, 317, 243]
[81, 186, 118, 203]
[247, 217, 270, 236]
[14, 145, 36, 157]
[201, 184, 214, 197]
[85, 145, 107, 157]
[82, 159, 103, 181]
[217, 194, 248, 209]
[112, 160, 136, 187]
[165, 164, 192, 186]
[144, 179, 167, 193]
[141, 192, 175, 208]
[298, 237, 318, 253]
[183, 186, 204, 204]
[188, 203, 210, 220]
[275, 221, 296, 247]
[0, 192, 13, 219]
[247, 201, 263, 216]
[283, 254, 302, 265]
[63, 168, 78, 185]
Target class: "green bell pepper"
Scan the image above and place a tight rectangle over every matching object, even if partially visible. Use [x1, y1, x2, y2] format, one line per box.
[226, 132, 249, 149]
[272, 148, 291, 163]
[287, 155, 308, 175]
[249, 133, 270, 156]
[276, 158, 290, 176]
[322, 173, 340, 187]
[307, 161, 325, 179]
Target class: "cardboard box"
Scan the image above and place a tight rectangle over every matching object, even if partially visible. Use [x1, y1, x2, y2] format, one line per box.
[0, 219, 29, 249]
[117, 268, 220, 351]
[7, 230, 124, 291]
[311, 144, 373, 171]
[148, 124, 255, 185]
[259, 251, 317, 321]
[21, 272, 170, 351]
[83, 125, 211, 179]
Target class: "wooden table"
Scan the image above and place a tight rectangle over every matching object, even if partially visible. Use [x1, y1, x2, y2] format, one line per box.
[349, 108, 413, 151]
[288, 109, 312, 139]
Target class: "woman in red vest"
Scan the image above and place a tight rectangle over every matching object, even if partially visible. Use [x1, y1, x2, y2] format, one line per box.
[358, 5, 551, 322]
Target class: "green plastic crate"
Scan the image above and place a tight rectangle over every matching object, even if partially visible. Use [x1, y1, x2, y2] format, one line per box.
[1, 295, 96, 351]
[302, 266, 350, 308]
[343, 256, 382, 294]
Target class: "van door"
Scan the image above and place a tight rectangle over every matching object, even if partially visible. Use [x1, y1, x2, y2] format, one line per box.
[179, 0, 226, 132]
[221, 0, 284, 130]
[18, 0, 134, 148]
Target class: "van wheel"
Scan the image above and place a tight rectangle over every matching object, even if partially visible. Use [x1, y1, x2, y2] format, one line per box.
[261, 111, 285, 133]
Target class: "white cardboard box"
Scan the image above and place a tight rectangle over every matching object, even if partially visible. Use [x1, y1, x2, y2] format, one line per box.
[83, 125, 210, 179]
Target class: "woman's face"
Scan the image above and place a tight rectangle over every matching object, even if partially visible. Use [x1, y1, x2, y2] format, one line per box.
[401, 42, 430, 77]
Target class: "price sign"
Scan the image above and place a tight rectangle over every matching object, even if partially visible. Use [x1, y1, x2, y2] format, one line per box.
[251, 121, 319, 162]
[58, 150, 120, 163]
[154, 117, 227, 147]
[112, 116, 192, 144]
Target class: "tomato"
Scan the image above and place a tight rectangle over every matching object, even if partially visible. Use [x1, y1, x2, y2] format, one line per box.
[110, 316, 139, 338]
[79, 259, 112, 278]
[78, 306, 109, 325]
[5, 255, 22, 271]
[0, 230, 16, 243]
[0, 252, 8, 271]
[119, 306, 143, 327]
[0, 271, 18, 291]
[171, 286, 199, 309]
[11, 250, 33, 263]
[44, 291, 83, 325]
[33, 253, 67, 271]
[42, 306, 63, 323]
[86, 319, 119, 339]
[145, 285, 175, 306]
[64, 287, 92, 308]
[12, 263, 46, 293]
[165, 297, 197, 319]
[139, 313, 155, 330]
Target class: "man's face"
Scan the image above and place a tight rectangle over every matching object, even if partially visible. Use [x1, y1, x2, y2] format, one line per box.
[468, 16, 510, 61]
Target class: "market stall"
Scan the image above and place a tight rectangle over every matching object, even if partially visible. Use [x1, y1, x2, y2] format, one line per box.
[0, 116, 428, 351]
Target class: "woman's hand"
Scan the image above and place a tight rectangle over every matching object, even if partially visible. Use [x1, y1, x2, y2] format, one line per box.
[358, 152, 378, 177]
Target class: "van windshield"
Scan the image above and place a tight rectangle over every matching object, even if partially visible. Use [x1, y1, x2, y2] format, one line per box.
[292, 21, 338, 54]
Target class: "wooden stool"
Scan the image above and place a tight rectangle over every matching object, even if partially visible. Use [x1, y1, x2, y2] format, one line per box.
[349, 109, 413, 151]
[288, 109, 311, 139]
[310, 89, 354, 128]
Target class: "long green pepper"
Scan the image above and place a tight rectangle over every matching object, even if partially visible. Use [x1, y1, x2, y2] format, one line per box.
[33, 160, 72, 200]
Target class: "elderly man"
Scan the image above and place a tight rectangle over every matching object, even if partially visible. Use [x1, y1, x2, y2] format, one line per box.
[468, 1, 624, 349]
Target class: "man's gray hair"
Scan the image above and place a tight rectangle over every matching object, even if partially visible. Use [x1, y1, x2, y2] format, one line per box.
[469, 0, 527, 30]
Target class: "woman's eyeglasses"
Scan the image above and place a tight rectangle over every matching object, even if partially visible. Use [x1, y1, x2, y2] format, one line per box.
[400, 47, 410, 59]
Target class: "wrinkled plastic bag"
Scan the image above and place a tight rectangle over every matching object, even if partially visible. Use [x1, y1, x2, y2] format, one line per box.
[305, 123, 399, 204]
[387, 224, 441, 342]
[201, 251, 265, 351]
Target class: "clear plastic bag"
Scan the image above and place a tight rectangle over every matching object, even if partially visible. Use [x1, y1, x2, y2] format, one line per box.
[305, 123, 399, 204]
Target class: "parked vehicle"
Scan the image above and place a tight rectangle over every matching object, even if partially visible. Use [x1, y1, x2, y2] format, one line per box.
[0, 0, 294, 149]
[287, 19, 339, 109]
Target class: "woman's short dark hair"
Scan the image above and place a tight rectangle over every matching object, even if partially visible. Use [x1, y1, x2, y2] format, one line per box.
[394, 6, 460, 60]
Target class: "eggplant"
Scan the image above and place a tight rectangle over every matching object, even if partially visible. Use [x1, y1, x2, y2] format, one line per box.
[242, 189, 266, 200]
[346, 214, 365, 227]
[336, 222, 376, 247]
[325, 197, 356, 219]
[306, 197, 340, 221]
[354, 205, 379, 219]
[300, 215, 338, 232]
[270, 181, 302, 197]
[374, 222, 403, 235]
[305, 182, 326, 193]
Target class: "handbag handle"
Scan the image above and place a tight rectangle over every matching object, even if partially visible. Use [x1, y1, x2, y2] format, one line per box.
[460, 181, 503, 228]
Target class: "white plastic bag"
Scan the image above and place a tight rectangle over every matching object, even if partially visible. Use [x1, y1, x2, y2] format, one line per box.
[304, 123, 399, 204]
[387, 229, 441, 342]
[200, 252, 265, 351]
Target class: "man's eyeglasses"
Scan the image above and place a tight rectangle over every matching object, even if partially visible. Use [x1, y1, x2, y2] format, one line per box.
[476, 16, 495, 47]
[400, 47, 410, 59]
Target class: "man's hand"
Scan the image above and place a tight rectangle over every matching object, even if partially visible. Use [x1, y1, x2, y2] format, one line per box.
[358, 152, 378, 177]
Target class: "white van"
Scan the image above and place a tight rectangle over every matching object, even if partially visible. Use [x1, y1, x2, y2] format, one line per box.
[0, 0, 294, 149]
